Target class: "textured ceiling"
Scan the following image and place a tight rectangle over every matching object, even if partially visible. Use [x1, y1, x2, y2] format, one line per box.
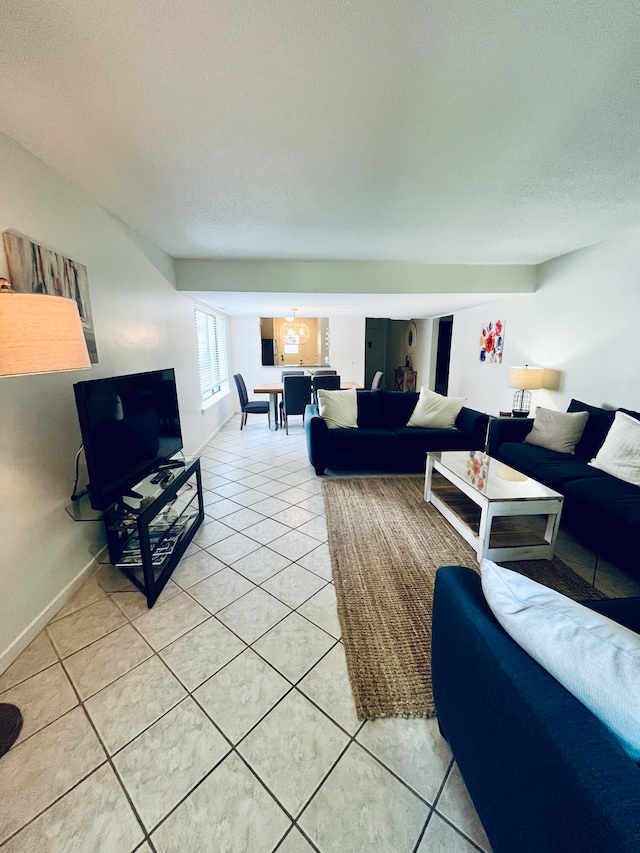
[1, 0, 640, 264]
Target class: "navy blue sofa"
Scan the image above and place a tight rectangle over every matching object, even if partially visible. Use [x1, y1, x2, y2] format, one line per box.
[487, 399, 640, 574]
[305, 389, 489, 476]
[432, 565, 640, 853]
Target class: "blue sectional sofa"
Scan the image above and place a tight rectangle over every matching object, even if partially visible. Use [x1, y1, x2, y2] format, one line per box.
[304, 389, 489, 476]
[487, 399, 640, 574]
[432, 565, 640, 853]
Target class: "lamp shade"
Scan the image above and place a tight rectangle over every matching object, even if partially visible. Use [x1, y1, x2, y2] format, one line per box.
[0, 291, 91, 376]
[508, 366, 544, 391]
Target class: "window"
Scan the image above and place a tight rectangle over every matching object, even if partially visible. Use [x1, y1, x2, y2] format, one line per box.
[194, 306, 228, 404]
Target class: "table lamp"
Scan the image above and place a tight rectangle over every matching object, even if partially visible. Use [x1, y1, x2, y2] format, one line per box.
[508, 365, 544, 417]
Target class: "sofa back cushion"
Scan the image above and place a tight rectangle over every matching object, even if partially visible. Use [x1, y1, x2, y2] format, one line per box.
[356, 390, 382, 428]
[378, 389, 419, 428]
[567, 399, 616, 459]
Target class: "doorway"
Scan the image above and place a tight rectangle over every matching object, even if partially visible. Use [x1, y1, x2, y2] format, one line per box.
[364, 319, 388, 390]
[434, 315, 453, 396]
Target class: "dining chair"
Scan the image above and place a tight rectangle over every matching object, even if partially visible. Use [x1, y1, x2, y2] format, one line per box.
[371, 370, 384, 390]
[282, 375, 312, 434]
[312, 374, 340, 404]
[233, 373, 270, 431]
[313, 369, 337, 376]
[279, 371, 305, 424]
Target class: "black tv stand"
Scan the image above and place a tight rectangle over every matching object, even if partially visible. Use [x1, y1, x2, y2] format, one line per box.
[103, 457, 204, 607]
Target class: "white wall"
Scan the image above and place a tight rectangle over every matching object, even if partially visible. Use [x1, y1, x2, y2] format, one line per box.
[0, 135, 234, 669]
[176, 258, 536, 297]
[446, 230, 640, 414]
[229, 315, 365, 401]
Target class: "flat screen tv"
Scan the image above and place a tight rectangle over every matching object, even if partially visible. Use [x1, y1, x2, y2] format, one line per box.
[74, 368, 184, 510]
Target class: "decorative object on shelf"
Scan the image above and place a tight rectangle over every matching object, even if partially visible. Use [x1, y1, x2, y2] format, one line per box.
[279, 308, 310, 345]
[3, 229, 98, 363]
[479, 319, 504, 363]
[508, 364, 544, 417]
[0, 278, 91, 376]
[393, 367, 417, 392]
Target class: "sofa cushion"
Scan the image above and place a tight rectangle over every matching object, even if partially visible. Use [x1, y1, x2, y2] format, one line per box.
[533, 455, 613, 487]
[499, 441, 612, 488]
[356, 390, 382, 428]
[567, 399, 616, 459]
[406, 386, 466, 429]
[480, 559, 640, 761]
[590, 411, 640, 487]
[497, 441, 560, 477]
[326, 426, 397, 456]
[378, 390, 419, 428]
[524, 407, 588, 454]
[317, 388, 358, 429]
[393, 426, 474, 452]
[562, 474, 640, 524]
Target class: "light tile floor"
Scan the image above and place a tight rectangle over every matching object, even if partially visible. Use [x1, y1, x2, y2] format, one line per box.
[4, 414, 636, 851]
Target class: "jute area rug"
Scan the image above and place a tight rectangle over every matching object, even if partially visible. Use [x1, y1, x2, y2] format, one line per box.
[322, 475, 603, 721]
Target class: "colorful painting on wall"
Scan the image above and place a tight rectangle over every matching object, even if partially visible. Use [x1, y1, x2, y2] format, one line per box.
[3, 230, 98, 363]
[479, 319, 504, 363]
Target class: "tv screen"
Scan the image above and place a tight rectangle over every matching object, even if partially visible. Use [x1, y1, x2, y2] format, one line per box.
[74, 368, 184, 510]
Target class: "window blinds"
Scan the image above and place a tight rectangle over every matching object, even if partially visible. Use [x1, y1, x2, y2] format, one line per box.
[194, 307, 228, 401]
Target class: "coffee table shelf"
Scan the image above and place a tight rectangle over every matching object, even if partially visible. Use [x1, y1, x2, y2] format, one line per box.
[424, 451, 564, 562]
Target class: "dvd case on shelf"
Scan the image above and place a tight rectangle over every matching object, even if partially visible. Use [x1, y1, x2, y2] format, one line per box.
[115, 510, 198, 568]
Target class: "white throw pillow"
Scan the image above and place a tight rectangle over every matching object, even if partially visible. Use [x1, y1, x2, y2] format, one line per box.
[524, 407, 588, 454]
[480, 559, 640, 760]
[317, 388, 358, 429]
[589, 411, 640, 486]
[406, 386, 465, 429]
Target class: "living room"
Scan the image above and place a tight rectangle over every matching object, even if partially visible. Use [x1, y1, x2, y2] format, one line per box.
[1, 1, 640, 850]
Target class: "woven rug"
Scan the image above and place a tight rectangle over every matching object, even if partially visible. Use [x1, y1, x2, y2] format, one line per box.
[322, 475, 604, 720]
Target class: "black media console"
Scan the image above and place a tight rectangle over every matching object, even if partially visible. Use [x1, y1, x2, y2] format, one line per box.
[103, 456, 204, 607]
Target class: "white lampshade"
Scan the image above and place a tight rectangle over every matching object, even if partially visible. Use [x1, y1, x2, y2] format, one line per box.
[508, 366, 544, 391]
[0, 291, 91, 377]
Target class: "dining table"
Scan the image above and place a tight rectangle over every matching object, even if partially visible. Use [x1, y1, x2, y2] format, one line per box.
[253, 380, 362, 431]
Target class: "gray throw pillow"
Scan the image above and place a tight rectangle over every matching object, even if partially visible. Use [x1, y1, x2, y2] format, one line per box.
[524, 407, 589, 454]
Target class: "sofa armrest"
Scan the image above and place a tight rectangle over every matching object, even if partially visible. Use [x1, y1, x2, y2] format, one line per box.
[432, 566, 640, 853]
[455, 407, 490, 450]
[486, 416, 534, 457]
[304, 404, 329, 475]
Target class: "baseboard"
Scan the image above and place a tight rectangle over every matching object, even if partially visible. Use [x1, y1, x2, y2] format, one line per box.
[0, 552, 104, 675]
[193, 411, 235, 456]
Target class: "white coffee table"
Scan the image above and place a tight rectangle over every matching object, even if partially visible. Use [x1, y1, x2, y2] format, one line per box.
[424, 450, 564, 562]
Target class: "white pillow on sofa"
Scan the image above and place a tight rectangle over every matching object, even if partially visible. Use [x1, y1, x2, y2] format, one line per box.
[317, 388, 358, 429]
[589, 410, 640, 487]
[406, 386, 466, 429]
[480, 559, 640, 760]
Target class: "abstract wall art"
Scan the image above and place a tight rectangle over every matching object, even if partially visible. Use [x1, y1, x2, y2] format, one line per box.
[3, 230, 98, 363]
[479, 319, 504, 364]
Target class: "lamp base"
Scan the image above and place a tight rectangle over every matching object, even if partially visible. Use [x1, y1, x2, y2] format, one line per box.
[512, 389, 532, 418]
